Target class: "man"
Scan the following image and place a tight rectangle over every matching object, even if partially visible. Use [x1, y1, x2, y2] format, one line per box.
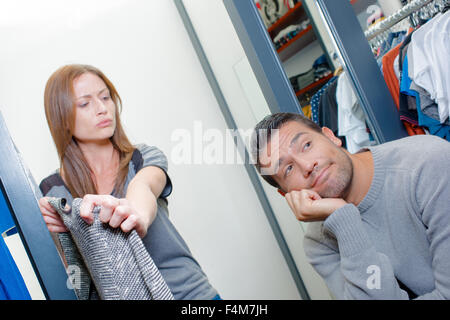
[252, 112, 450, 299]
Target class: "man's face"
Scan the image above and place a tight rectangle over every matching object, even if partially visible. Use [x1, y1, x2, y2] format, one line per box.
[259, 121, 354, 198]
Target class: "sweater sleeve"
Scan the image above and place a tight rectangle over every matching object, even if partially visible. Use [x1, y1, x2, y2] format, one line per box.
[304, 204, 410, 300]
[413, 138, 450, 299]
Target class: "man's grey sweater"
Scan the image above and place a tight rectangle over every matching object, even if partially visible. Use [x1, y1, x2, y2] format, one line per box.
[303, 135, 450, 299]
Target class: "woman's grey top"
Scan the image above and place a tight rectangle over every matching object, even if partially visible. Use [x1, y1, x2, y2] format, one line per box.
[49, 197, 174, 300]
[39, 144, 218, 300]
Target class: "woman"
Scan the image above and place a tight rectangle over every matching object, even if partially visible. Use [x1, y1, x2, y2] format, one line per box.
[38, 64, 219, 300]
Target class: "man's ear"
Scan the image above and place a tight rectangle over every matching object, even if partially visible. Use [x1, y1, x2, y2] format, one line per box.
[321, 127, 342, 147]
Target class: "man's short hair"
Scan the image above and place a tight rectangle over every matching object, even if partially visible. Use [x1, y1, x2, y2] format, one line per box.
[251, 112, 322, 189]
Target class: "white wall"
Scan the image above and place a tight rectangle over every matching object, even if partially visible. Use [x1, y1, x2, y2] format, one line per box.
[0, 0, 330, 300]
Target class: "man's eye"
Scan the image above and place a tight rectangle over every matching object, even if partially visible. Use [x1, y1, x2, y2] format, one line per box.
[285, 165, 293, 177]
[303, 142, 311, 151]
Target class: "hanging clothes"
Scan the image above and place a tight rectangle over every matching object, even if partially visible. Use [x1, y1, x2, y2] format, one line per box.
[408, 11, 450, 124]
[400, 55, 450, 141]
[302, 104, 312, 119]
[318, 79, 338, 132]
[318, 78, 347, 148]
[335, 71, 374, 153]
[376, 30, 407, 73]
[397, 31, 423, 129]
[381, 28, 426, 136]
[382, 39, 402, 108]
[410, 81, 450, 125]
[310, 76, 337, 125]
[319, 79, 339, 134]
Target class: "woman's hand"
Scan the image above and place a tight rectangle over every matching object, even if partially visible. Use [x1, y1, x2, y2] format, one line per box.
[79, 194, 151, 238]
[285, 189, 347, 222]
[39, 197, 68, 233]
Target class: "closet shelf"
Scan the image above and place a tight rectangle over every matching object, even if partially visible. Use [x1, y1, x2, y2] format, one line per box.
[267, 0, 357, 37]
[267, 2, 307, 38]
[277, 25, 316, 62]
[295, 73, 333, 97]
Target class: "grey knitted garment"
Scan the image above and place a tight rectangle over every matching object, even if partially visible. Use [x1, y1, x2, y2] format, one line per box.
[48, 197, 174, 300]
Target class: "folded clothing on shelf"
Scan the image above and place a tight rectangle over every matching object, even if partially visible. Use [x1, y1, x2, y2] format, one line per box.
[290, 68, 315, 91]
[273, 19, 310, 50]
[289, 54, 332, 92]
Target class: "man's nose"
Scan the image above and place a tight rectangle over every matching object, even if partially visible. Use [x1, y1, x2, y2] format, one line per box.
[293, 155, 317, 178]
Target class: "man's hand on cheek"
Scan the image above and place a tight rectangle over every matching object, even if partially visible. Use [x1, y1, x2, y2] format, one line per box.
[285, 189, 347, 222]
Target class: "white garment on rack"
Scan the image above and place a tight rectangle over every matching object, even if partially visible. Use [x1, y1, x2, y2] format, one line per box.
[335, 72, 373, 154]
[409, 11, 450, 124]
[393, 55, 400, 81]
[407, 42, 415, 80]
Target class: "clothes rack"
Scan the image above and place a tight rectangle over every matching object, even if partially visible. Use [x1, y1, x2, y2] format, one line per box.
[365, 0, 433, 40]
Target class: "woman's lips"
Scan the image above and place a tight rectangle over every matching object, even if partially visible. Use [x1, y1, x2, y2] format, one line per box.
[96, 119, 112, 128]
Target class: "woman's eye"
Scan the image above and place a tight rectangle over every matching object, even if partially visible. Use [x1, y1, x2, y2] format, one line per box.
[79, 102, 89, 107]
[103, 96, 110, 100]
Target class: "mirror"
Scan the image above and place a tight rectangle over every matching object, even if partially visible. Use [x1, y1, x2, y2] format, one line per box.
[254, 0, 384, 153]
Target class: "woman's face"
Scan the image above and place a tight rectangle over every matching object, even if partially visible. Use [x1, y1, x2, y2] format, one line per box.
[72, 72, 116, 144]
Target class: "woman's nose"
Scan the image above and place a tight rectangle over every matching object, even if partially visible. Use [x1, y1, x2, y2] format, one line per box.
[95, 98, 107, 115]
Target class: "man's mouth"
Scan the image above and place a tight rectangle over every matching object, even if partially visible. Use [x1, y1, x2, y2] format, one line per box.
[312, 164, 331, 189]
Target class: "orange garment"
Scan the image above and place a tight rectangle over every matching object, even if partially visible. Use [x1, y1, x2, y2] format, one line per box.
[382, 43, 401, 108]
[403, 122, 425, 136]
[302, 104, 312, 119]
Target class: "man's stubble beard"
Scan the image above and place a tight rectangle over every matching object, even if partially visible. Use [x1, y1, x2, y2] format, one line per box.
[318, 148, 354, 199]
